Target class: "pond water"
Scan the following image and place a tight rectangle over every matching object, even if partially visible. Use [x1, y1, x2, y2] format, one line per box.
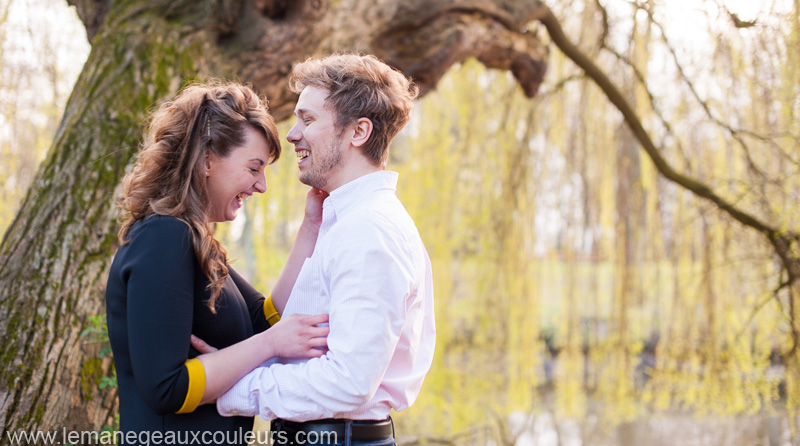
[501, 411, 799, 446]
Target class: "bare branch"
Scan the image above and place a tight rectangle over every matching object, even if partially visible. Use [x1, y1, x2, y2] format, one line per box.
[537, 4, 800, 294]
[593, 0, 610, 50]
[539, 6, 774, 233]
[639, 4, 798, 178]
[603, 46, 693, 170]
[710, 0, 758, 28]
[788, 285, 799, 358]
[534, 73, 585, 99]
[734, 273, 791, 343]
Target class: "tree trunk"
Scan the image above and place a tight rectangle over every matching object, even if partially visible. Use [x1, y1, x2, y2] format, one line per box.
[0, 0, 549, 435]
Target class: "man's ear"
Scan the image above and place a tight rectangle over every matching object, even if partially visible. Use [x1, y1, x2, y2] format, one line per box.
[351, 118, 373, 148]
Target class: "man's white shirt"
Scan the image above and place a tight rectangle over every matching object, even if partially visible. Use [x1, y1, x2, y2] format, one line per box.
[217, 171, 436, 421]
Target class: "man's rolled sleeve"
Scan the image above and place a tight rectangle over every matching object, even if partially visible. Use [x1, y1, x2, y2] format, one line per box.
[217, 372, 260, 417]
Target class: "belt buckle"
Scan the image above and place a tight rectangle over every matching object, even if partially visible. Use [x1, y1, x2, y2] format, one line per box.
[273, 417, 394, 444]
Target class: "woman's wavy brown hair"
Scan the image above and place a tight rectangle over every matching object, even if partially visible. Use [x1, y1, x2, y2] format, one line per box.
[118, 81, 281, 312]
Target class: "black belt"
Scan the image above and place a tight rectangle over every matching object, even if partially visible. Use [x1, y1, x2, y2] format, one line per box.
[271, 417, 394, 444]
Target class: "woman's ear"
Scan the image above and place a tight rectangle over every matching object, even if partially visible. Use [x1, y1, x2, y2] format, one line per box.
[351, 118, 373, 148]
[204, 152, 213, 172]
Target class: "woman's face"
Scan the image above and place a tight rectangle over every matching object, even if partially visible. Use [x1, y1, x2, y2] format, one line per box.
[206, 125, 270, 223]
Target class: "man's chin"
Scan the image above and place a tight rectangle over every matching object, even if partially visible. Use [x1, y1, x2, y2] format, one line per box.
[299, 173, 325, 190]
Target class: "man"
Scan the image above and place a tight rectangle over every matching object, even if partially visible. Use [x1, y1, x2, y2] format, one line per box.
[215, 54, 436, 445]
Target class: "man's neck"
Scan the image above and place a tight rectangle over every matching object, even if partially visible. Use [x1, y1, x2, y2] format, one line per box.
[324, 156, 384, 194]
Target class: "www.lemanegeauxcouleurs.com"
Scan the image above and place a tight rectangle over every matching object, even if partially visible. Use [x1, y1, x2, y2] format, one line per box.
[5, 427, 337, 445]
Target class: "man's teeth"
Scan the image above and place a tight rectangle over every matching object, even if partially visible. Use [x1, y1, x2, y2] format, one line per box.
[297, 150, 310, 159]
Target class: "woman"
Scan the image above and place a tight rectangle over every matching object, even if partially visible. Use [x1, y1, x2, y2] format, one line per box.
[105, 81, 328, 444]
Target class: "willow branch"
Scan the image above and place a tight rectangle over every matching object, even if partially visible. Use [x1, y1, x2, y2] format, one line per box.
[637, 2, 798, 172]
[734, 274, 791, 343]
[534, 73, 584, 99]
[539, 5, 778, 234]
[789, 285, 799, 358]
[594, 0, 609, 50]
[603, 46, 692, 170]
[538, 4, 800, 292]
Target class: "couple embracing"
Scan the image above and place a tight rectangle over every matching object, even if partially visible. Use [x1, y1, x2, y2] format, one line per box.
[105, 53, 435, 446]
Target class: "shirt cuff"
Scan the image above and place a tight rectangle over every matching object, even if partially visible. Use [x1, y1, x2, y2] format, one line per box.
[216, 373, 259, 417]
[263, 294, 281, 326]
[176, 358, 205, 414]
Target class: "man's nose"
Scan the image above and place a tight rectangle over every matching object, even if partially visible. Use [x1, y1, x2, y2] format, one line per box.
[287, 123, 301, 144]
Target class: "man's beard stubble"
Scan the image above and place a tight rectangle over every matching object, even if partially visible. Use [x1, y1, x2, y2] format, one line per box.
[299, 139, 344, 190]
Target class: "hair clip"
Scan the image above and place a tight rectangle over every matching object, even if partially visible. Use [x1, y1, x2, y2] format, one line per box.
[206, 115, 211, 138]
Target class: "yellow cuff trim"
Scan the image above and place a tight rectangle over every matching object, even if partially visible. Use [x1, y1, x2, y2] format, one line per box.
[264, 294, 281, 326]
[176, 358, 205, 414]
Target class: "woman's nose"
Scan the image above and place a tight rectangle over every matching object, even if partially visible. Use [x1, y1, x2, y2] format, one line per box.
[254, 172, 267, 193]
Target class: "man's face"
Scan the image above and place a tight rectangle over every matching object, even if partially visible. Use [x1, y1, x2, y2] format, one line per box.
[287, 86, 345, 191]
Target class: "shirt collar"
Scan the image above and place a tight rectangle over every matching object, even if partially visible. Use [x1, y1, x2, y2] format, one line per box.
[324, 171, 399, 220]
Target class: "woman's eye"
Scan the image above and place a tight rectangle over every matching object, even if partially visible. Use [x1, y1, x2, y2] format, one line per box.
[250, 168, 258, 173]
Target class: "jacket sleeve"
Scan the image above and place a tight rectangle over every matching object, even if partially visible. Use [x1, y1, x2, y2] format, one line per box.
[120, 216, 205, 414]
[228, 267, 277, 334]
